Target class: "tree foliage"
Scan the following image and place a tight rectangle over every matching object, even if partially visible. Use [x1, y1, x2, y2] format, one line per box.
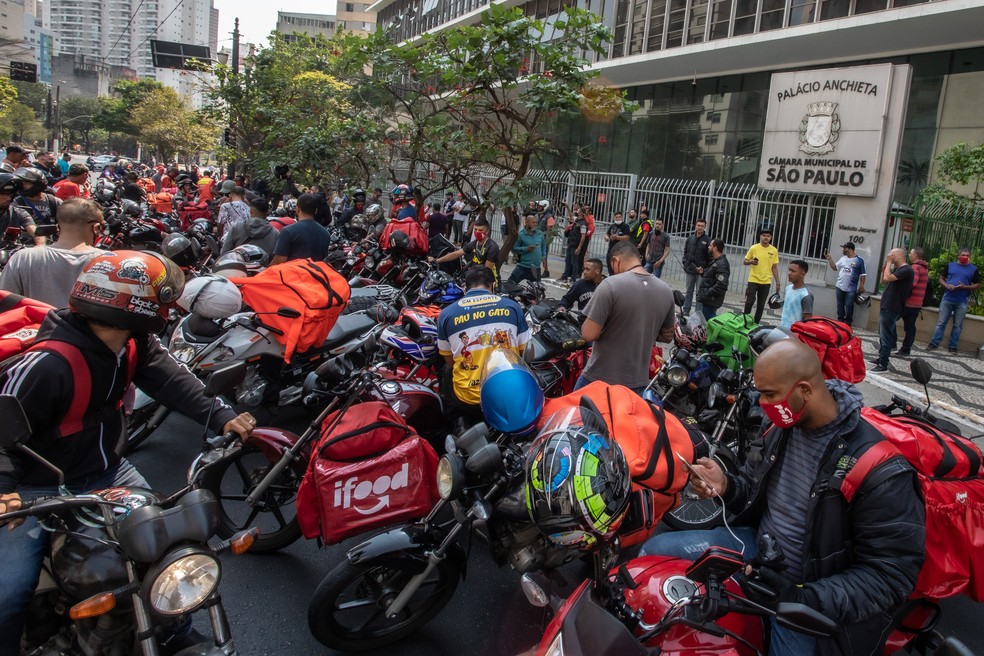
[95, 79, 168, 137]
[11, 80, 45, 117]
[129, 87, 219, 161]
[0, 102, 42, 143]
[59, 95, 103, 152]
[0, 78, 17, 121]
[919, 142, 984, 210]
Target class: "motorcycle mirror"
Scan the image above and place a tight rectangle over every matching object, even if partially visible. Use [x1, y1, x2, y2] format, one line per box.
[277, 307, 302, 319]
[910, 358, 932, 386]
[672, 290, 685, 307]
[455, 422, 491, 454]
[203, 362, 247, 398]
[0, 394, 32, 448]
[775, 602, 839, 638]
[464, 443, 502, 474]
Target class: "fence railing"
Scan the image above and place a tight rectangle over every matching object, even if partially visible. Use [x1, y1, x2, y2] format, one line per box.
[907, 198, 984, 257]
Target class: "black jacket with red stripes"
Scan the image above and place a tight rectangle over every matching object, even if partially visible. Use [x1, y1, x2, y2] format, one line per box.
[0, 309, 237, 492]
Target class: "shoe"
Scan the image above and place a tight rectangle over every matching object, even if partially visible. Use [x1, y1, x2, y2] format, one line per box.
[926, 343, 938, 350]
[869, 358, 881, 365]
[871, 365, 888, 373]
[895, 349, 910, 356]
[949, 348, 958, 353]
[543, 269, 551, 278]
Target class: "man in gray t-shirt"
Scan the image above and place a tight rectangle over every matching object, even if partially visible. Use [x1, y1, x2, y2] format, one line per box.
[578, 241, 675, 391]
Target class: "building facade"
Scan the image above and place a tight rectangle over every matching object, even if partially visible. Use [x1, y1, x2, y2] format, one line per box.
[276, 11, 338, 43]
[337, 2, 377, 35]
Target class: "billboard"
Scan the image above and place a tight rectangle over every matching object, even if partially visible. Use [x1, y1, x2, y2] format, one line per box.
[150, 40, 212, 70]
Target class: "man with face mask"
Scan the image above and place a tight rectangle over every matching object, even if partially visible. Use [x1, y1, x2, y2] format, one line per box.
[872, 248, 913, 373]
[927, 247, 980, 353]
[641, 339, 925, 656]
[604, 210, 631, 275]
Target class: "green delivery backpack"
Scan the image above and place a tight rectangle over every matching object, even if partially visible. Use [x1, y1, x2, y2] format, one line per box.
[705, 312, 759, 371]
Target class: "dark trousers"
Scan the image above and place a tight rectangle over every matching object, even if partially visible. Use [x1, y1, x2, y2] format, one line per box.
[744, 282, 771, 323]
[563, 245, 584, 280]
[878, 309, 901, 368]
[835, 288, 858, 325]
[900, 306, 920, 352]
[452, 220, 464, 245]
[508, 264, 539, 284]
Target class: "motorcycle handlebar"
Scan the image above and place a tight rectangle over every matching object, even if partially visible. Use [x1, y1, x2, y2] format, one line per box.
[0, 495, 120, 523]
[206, 430, 241, 450]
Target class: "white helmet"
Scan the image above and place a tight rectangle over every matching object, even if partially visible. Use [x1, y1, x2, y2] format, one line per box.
[177, 275, 243, 319]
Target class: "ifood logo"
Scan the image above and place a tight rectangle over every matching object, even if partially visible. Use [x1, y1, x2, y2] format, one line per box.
[333, 463, 409, 515]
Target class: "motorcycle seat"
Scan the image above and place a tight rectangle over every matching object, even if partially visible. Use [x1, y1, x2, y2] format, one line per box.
[184, 314, 224, 342]
[322, 313, 377, 348]
[529, 304, 552, 322]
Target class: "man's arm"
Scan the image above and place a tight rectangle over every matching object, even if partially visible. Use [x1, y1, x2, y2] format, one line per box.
[656, 237, 670, 267]
[882, 259, 900, 283]
[801, 292, 814, 320]
[743, 247, 756, 265]
[581, 281, 612, 342]
[557, 280, 583, 309]
[581, 317, 603, 342]
[857, 273, 866, 294]
[825, 253, 837, 271]
[575, 233, 586, 255]
[771, 262, 780, 289]
[434, 248, 465, 264]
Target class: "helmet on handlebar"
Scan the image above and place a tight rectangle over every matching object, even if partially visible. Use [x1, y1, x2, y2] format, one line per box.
[748, 325, 793, 358]
[419, 269, 464, 305]
[69, 250, 185, 334]
[525, 404, 631, 551]
[479, 349, 544, 435]
[767, 292, 783, 310]
[13, 168, 47, 196]
[161, 233, 201, 268]
[365, 204, 383, 222]
[120, 199, 143, 219]
[178, 275, 243, 319]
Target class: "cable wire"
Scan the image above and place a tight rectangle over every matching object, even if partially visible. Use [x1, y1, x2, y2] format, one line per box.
[105, 0, 147, 62]
[125, 0, 189, 60]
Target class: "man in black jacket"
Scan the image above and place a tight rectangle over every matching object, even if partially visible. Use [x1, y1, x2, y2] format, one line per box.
[682, 219, 711, 316]
[696, 238, 729, 321]
[0, 251, 256, 652]
[642, 339, 924, 656]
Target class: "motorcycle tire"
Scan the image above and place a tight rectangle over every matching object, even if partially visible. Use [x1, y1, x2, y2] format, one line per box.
[125, 402, 169, 454]
[662, 452, 736, 531]
[197, 442, 305, 553]
[308, 556, 460, 651]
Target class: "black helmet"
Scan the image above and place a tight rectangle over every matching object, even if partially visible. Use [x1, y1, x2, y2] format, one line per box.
[121, 199, 142, 218]
[352, 188, 367, 202]
[96, 182, 117, 204]
[0, 173, 17, 195]
[767, 292, 783, 310]
[189, 218, 216, 236]
[388, 229, 411, 253]
[855, 294, 871, 306]
[161, 233, 201, 268]
[748, 325, 794, 358]
[13, 168, 47, 196]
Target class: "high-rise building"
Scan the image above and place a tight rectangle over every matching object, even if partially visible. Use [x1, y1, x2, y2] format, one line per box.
[336, 2, 375, 36]
[0, 0, 31, 74]
[276, 11, 337, 43]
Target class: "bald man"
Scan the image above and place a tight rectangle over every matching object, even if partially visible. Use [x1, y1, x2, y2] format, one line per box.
[641, 340, 924, 656]
[873, 248, 913, 372]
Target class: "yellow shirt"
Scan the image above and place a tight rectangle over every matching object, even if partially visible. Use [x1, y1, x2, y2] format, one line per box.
[745, 243, 779, 284]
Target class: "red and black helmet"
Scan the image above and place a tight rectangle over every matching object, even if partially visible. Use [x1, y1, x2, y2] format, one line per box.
[69, 251, 185, 334]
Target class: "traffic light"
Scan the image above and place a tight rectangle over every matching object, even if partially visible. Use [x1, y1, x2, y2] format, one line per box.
[9, 62, 38, 83]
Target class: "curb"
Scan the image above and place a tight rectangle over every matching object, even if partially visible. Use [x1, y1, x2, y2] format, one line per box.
[848, 371, 984, 435]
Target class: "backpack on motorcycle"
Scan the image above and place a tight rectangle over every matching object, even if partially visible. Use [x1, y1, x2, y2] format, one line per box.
[380, 218, 429, 256]
[234, 259, 351, 361]
[841, 408, 984, 601]
[0, 291, 138, 436]
[705, 312, 758, 371]
[295, 401, 440, 544]
[790, 317, 866, 383]
[539, 382, 698, 545]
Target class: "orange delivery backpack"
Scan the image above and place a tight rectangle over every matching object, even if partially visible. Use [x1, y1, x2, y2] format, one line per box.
[539, 381, 699, 546]
[234, 260, 350, 361]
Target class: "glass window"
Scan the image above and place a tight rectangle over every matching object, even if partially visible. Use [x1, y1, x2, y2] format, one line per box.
[788, 0, 815, 25]
[665, 0, 686, 47]
[733, 0, 756, 35]
[709, 0, 731, 40]
[646, 0, 667, 51]
[688, 0, 709, 44]
[759, 0, 786, 31]
[629, 0, 647, 55]
[854, 0, 887, 14]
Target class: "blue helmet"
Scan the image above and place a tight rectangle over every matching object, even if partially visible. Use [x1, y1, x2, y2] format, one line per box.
[419, 269, 464, 305]
[480, 349, 543, 434]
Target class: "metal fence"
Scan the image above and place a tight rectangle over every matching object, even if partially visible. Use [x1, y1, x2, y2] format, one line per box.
[905, 199, 984, 257]
[479, 170, 837, 294]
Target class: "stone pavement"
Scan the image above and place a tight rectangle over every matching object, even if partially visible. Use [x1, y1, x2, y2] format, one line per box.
[502, 251, 984, 434]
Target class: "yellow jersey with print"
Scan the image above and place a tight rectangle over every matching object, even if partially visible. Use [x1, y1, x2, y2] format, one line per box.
[436, 290, 530, 405]
[744, 243, 779, 285]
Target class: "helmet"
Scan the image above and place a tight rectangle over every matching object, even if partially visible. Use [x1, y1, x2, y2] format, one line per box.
[69, 251, 185, 334]
[525, 403, 630, 550]
[189, 217, 216, 237]
[379, 324, 435, 362]
[96, 182, 118, 203]
[283, 198, 298, 217]
[388, 229, 411, 253]
[855, 294, 871, 306]
[480, 349, 544, 434]
[365, 204, 383, 221]
[419, 269, 463, 304]
[767, 292, 783, 309]
[161, 233, 201, 268]
[391, 184, 412, 202]
[536, 200, 549, 212]
[13, 168, 47, 196]
[232, 244, 270, 267]
[352, 188, 366, 202]
[177, 275, 242, 319]
[120, 199, 142, 218]
[748, 325, 794, 358]
[0, 173, 17, 195]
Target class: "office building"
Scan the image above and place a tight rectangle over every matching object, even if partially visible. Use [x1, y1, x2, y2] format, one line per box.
[276, 11, 337, 43]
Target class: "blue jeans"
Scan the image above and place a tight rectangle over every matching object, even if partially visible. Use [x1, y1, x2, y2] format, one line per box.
[640, 527, 817, 656]
[645, 261, 664, 278]
[877, 309, 900, 368]
[684, 272, 702, 315]
[702, 304, 719, 322]
[562, 245, 582, 280]
[930, 299, 968, 349]
[0, 459, 148, 655]
[835, 288, 857, 324]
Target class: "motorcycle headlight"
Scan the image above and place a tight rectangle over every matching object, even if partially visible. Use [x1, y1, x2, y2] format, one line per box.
[146, 551, 220, 616]
[436, 454, 464, 500]
[169, 336, 202, 365]
[666, 364, 689, 387]
[363, 256, 376, 269]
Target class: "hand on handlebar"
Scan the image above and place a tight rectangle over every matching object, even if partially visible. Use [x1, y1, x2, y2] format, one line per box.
[0, 492, 24, 530]
[223, 412, 256, 442]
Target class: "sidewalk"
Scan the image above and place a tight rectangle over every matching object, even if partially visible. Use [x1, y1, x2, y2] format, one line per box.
[502, 252, 984, 433]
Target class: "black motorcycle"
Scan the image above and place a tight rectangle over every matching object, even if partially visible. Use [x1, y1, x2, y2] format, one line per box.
[0, 364, 257, 656]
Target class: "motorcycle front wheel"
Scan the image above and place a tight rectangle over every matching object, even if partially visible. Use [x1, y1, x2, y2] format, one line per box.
[308, 556, 460, 651]
[662, 452, 736, 531]
[125, 401, 169, 454]
[197, 442, 305, 553]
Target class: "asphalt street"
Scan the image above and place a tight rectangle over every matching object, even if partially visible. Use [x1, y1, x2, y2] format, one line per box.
[128, 368, 984, 656]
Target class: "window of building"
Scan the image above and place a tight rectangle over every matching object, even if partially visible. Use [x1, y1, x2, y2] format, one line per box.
[688, 0, 709, 44]
[709, 0, 732, 40]
[818, 0, 849, 20]
[789, 0, 816, 25]
[665, 0, 686, 48]
[706, 111, 721, 123]
[346, 3, 355, 11]
[705, 133, 719, 145]
[854, 0, 888, 13]
[732, 0, 756, 35]
[759, 0, 786, 30]
[645, 0, 667, 52]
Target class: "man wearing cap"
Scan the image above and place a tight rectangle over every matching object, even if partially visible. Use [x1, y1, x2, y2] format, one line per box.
[825, 242, 867, 326]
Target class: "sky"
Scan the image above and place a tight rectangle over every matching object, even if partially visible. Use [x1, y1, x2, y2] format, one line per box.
[211, 0, 337, 52]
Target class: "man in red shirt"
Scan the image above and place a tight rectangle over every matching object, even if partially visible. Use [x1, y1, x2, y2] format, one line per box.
[898, 246, 928, 356]
[52, 164, 91, 200]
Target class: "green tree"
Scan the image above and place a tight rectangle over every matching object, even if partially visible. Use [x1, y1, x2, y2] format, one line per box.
[0, 102, 41, 143]
[0, 78, 17, 120]
[130, 87, 218, 161]
[11, 80, 46, 117]
[59, 95, 103, 152]
[919, 142, 984, 210]
[95, 78, 167, 138]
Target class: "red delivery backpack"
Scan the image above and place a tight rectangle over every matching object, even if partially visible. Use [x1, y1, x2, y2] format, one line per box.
[539, 382, 698, 546]
[0, 291, 53, 360]
[295, 401, 440, 544]
[380, 218, 429, 256]
[235, 259, 350, 361]
[841, 408, 984, 601]
[790, 317, 866, 383]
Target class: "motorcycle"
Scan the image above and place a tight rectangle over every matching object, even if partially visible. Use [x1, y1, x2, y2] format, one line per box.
[524, 304, 590, 397]
[0, 225, 59, 269]
[0, 365, 257, 656]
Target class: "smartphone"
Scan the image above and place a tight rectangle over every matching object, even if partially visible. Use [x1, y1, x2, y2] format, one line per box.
[685, 546, 744, 584]
[677, 452, 718, 496]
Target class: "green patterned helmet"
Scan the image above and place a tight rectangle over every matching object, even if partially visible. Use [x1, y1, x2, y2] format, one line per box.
[525, 404, 630, 551]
